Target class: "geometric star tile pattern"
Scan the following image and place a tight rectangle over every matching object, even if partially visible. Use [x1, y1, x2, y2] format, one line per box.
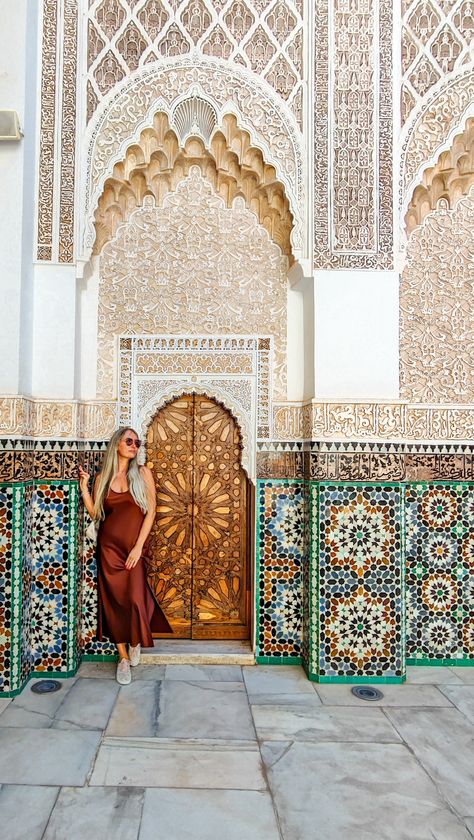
[256, 480, 306, 662]
[406, 483, 474, 663]
[313, 483, 404, 682]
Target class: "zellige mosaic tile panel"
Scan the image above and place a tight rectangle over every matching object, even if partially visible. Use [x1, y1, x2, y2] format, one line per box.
[406, 483, 474, 663]
[256, 481, 306, 661]
[314, 483, 404, 681]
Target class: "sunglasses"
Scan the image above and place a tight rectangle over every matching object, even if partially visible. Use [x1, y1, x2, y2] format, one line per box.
[124, 437, 142, 448]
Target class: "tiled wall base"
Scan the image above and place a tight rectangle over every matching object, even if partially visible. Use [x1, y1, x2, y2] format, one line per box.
[406, 483, 474, 664]
[256, 480, 306, 662]
[0, 480, 79, 696]
[311, 483, 404, 683]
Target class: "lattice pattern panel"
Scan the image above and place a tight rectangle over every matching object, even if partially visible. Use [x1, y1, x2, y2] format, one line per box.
[401, 0, 473, 125]
[314, 484, 404, 680]
[313, 0, 393, 268]
[406, 483, 474, 662]
[29, 483, 79, 673]
[256, 480, 305, 660]
[0, 485, 23, 693]
[87, 0, 304, 125]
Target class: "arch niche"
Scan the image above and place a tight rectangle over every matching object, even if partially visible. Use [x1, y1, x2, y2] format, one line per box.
[145, 393, 252, 640]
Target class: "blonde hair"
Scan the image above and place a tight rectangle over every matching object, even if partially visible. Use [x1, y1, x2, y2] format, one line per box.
[93, 427, 148, 521]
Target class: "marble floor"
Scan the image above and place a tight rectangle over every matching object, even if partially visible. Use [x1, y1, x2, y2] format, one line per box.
[0, 664, 474, 839]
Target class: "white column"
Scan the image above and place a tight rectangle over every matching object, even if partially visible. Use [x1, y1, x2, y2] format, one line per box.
[287, 260, 315, 402]
[30, 264, 77, 398]
[0, 0, 39, 394]
[314, 270, 400, 400]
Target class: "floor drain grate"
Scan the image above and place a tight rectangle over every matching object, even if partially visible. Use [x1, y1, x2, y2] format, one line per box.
[31, 680, 62, 695]
[351, 686, 383, 701]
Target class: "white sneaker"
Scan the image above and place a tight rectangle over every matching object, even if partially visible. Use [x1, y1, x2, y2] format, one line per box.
[116, 658, 131, 685]
[129, 644, 141, 667]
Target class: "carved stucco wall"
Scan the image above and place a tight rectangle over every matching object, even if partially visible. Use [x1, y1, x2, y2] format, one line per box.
[400, 186, 474, 403]
[86, 0, 304, 127]
[313, 0, 394, 269]
[401, 0, 473, 125]
[97, 168, 288, 400]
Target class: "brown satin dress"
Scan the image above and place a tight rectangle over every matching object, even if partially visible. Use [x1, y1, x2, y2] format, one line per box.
[97, 488, 172, 646]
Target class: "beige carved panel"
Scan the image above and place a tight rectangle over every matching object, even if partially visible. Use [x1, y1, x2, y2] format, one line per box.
[0, 397, 116, 439]
[37, 0, 77, 262]
[83, 59, 303, 257]
[401, 0, 473, 125]
[97, 168, 288, 400]
[313, 0, 393, 269]
[86, 0, 304, 126]
[400, 188, 474, 403]
[405, 117, 474, 233]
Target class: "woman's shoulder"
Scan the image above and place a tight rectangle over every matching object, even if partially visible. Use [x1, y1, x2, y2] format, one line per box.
[139, 464, 153, 479]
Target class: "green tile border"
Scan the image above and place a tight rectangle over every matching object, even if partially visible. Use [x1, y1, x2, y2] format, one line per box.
[255, 655, 302, 665]
[314, 675, 406, 684]
[10, 484, 24, 694]
[81, 654, 118, 662]
[407, 658, 474, 666]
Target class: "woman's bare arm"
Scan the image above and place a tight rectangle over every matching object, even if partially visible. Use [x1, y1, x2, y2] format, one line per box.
[125, 466, 156, 569]
[79, 467, 101, 519]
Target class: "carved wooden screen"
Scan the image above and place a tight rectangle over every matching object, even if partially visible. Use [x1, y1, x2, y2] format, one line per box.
[146, 395, 250, 639]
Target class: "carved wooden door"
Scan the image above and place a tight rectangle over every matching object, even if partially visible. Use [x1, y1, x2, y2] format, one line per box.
[146, 395, 250, 639]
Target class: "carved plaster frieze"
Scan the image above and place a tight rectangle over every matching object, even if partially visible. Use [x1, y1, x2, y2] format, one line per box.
[98, 170, 287, 401]
[82, 58, 303, 257]
[0, 397, 116, 440]
[272, 401, 474, 443]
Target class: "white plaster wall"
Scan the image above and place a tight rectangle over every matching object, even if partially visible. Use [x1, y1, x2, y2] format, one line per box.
[314, 270, 400, 400]
[31, 264, 77, 398]
[76, 258, 100, 400]
[287, 260, 315, 401]
[0, 0, 38, 395]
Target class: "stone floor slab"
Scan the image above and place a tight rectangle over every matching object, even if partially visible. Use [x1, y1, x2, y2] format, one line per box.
[315, 683, 452, 707]
[43, 786, 144, 840]
[90, 737, 266, 790]
[248, 692, 321, 707]
[106, 681, 159, 737]
[243, 666, 315, 695]
[139, 788, 280, 840]
[252, 704, 401, 743]
[439, 685, 474, 725]
[0, 678, 77, 729]
[52, 678, 119, 730]
[0, 728, 101, 785]
[449, 667, 474, 685]
[77, 662, 116, 679]
[0, 785, 58, 840]
[156, 680, 255, 740]
[0, 699, 12, 715]
[406, 666, 463, 684]
[386, 707, 474, 817]
[127, 665, 166, 681]
[165, 665, 243, 682]
[262, 740, 471, 840]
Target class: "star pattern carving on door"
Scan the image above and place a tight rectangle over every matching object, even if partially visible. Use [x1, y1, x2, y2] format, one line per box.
[146, 395, 250, 639]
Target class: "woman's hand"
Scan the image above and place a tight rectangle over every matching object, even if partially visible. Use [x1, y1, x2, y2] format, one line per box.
[78, 465, 91, 495]
[125, 544, 142, 569]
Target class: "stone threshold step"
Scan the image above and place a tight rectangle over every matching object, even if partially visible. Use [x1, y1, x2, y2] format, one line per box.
[141, 640, 256, 666]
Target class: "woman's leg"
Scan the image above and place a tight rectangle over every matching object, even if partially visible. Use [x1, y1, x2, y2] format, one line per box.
[117, 642, 130, 661]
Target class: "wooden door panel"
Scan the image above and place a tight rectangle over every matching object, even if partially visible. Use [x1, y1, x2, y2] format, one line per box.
[147, 395, 249, 640]
[192, 397, 248, 639]
[146, 398, 194, 637]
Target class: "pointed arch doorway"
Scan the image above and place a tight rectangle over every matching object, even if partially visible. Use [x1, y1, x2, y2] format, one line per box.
[145, 394, 252, 640]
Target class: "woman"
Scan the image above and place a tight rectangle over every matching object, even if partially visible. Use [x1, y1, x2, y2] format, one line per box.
[79, 427, 172, 684]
